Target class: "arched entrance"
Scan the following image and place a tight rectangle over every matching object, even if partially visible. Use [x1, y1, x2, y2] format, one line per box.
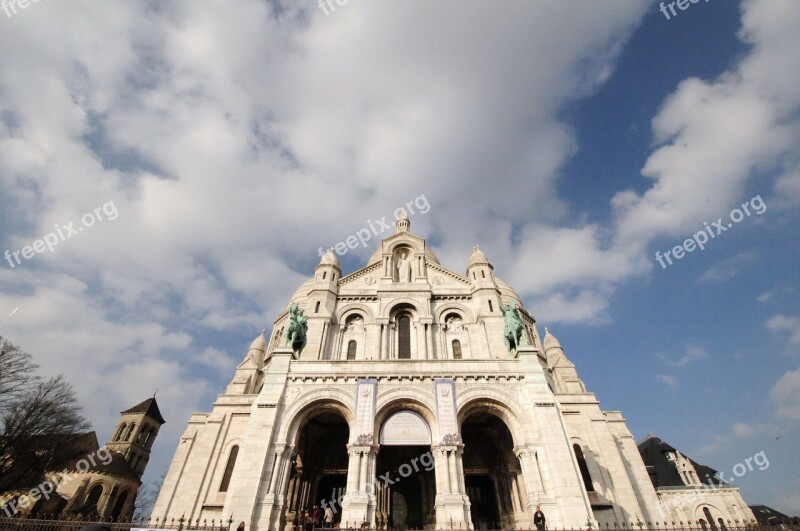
[461, 411, 521, 530]
[283, 411, 350, 527]
[376, 410, 436, 530]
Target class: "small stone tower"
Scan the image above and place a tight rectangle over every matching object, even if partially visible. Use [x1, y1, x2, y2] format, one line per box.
[105, 397, 166, 478]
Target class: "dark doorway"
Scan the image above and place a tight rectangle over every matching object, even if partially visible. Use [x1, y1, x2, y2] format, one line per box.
[284, 411, 349, 526]
[465, 475, 499, 529]
[375, 445, 435, 530]
[461, 411, 518, 529]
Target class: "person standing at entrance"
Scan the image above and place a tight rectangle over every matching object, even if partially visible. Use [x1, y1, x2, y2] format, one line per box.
[534, 505, 546, 531]
[324, 504, 334, 528]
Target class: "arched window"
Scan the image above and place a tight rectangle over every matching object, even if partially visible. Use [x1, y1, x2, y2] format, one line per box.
[111, 491, 128, 520]
[220, 446, 239, 492]
[137, 425, 149, 443]
[315, 301, 320, 313]
[85, 485, 103, 511]
[398, 314, 411, 359]
[452, 340, 462, 360]
[322, 271, 327, 280]
[573, 444, 595, 492]
[125, 423, 136, 441]
[143, 428, 155, 446]
[115, 423, 127, 441]
[704, 508, 717, 530]
[488, 300, 493, 312]
[718, 518, 727, 531]
[347, 340, 357, 360]
[481, 270, 485, 278]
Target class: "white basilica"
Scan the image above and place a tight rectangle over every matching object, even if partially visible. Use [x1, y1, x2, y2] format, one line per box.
[152, 213, 754, 531]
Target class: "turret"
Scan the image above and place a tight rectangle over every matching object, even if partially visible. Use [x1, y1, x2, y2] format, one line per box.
[467, 245, 500, 317]
[226, 330, 267, 395]
[310, 248, 341, 316]
[543, 328, 587, 394]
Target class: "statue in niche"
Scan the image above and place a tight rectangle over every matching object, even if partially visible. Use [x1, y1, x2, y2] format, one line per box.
[396, 250, 411, 283]
[446, 316, 464, 332]
[501, 301, 528, 353]
[284, 302, 308, 355]
[347, 317, 364, 332]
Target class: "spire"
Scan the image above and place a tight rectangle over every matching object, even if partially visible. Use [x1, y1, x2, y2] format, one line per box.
[395, 209, 410, 232]
[121, 397, 166, 425]
[248, 329, 267, 354]
[543, 327, 563, 351]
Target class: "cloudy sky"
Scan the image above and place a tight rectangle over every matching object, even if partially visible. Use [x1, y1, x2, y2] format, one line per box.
[1, 0, 798, 515]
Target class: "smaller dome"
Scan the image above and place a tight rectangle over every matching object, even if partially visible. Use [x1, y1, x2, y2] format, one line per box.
[287, 278, 314, 309]
[543, 327, 562, 351]
[319, 247, 340, 267]
[467, 245, 491, 268]
[496, 278, 522, 305]
[248, 330, 266, 353]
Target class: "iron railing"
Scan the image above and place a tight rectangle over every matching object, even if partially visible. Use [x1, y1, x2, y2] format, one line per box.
[0, 515, 232, 531]
[2, 520, 798, 531]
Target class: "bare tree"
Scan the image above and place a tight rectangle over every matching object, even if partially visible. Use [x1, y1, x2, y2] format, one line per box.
[0, 337, 38, 410]
[0, 336, 90, 493]
[133, 473, 165, 521]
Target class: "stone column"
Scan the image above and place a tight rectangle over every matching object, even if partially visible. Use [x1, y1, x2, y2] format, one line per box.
[378, 323, 384, 360]
[514, 445, 543, 516]
[340, 444, 378, 528]
[433, 444, 472, 529]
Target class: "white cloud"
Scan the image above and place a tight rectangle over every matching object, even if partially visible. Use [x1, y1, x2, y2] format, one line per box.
[0, 0, 653, 481]
[767, 315, 800, 345]
[697, 252, 757, 284]
[657, 343, 708, 368]
[0, 0, 799, 485]
[770, 368, 800, 423]
[655, 374, 677, 392]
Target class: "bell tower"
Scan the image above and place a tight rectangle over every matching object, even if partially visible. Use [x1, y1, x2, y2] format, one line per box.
[105, 397, 166, 478]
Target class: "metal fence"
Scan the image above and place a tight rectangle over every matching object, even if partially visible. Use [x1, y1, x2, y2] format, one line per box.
[2, 521, 798, 531]
[0, 516, 231, 531]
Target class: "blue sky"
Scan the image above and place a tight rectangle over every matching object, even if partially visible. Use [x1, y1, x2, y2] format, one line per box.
[0, 0, 798, 515]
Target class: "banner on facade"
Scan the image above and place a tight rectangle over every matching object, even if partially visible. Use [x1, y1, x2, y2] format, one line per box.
[435, 378, 460, 443]
[353, 378, 377, 443]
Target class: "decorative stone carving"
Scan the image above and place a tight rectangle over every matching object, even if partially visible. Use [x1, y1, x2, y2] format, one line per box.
[354, 433, 373, 445]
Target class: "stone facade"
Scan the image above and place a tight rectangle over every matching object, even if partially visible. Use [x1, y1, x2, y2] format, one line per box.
[152, 216, 751, 530]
